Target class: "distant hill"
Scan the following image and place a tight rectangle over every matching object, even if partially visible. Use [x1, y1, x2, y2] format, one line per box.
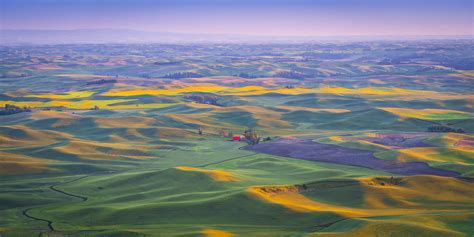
[0, 29, 314, 44]
[0, 29, 231, 44]
[1, 29, 471, 45]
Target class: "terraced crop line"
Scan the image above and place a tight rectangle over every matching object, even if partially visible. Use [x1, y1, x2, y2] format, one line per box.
[21, 175, 91, 234]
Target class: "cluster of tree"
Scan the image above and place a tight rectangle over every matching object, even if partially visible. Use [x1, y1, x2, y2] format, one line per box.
[184, 95, 220, 106]
[86, 79, 117, 85]
[196, 127, 267, 145]
[162, 72, 203, 79]
[244, 129, 261, 145]
[274, 71, 307, 80]
[262, 136, 272, 142]
[0, 104, 31, 115]
[295, 184, 309, 191]
[427, 125, 465, 133]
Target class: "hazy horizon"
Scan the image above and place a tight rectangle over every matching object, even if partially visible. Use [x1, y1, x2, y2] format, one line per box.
[3, 28, 474, 38]
[1, 28, 472, 45]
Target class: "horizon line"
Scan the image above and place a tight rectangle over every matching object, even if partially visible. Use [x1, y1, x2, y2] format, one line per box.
[2, 28, 473, 38]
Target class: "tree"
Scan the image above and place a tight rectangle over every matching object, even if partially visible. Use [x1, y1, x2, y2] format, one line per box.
[263, 136, 272, 141]
[162, 72, 203, 79]
[427, 125, 465, 133]
[274, 71, 307, 80]
[244, 129, 260, 145]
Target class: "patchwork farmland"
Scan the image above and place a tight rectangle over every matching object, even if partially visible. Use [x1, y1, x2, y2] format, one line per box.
[1, 42, 474, 236]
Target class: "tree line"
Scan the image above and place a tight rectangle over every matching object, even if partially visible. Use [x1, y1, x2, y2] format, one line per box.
[0, 104, 31, 116]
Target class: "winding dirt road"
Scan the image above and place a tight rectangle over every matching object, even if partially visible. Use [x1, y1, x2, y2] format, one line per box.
[21, 175, 90, 234]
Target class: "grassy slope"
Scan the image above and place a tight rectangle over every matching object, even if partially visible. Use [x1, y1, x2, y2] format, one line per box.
[2, 136, 473, 236]
[2, 141, 392, 236]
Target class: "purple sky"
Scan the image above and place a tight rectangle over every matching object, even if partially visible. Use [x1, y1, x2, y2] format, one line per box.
[1, 0, 473, 36]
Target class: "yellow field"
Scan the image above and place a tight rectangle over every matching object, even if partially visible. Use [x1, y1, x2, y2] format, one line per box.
[397, 146, 474, 164]
[379, 107, 472, 120]
[1, 101, 45, 108]
[1, 100, 177, 110]
[223, 87, 313, 96]
[26, 91, 95, 99]
[103, 84, 230, 96]
[329, 136, 345, 142]
[46, 99, 130, 109]
[248, 185, 368, 217]
[8, 86, 472, 111]
[202, 228, 236, 237]
[116, 103, 179, 109]
[175, 166, 239, 182]
[100, 85, 453, 98]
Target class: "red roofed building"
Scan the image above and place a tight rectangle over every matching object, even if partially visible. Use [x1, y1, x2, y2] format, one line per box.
[232, 135, 241, 141]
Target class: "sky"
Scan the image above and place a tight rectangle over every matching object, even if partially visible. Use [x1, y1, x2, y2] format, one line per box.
[1, 0, 473, 36]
